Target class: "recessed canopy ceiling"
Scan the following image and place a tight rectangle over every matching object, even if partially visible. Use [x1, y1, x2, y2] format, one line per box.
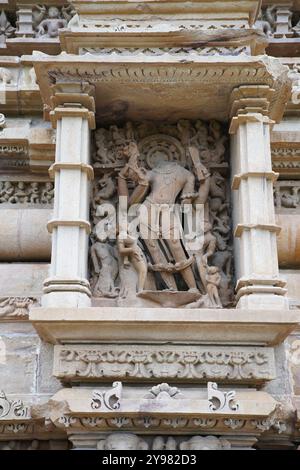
[28, 52, 291, 125]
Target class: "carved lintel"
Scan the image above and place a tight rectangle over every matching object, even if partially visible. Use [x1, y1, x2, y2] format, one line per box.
[53, 344, 276, 383]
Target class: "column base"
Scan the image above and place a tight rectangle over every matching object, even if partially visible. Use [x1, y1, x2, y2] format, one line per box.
[42, 278, 92, 308]
[236, 293, 289, 310]
[42, 291, 91, 308]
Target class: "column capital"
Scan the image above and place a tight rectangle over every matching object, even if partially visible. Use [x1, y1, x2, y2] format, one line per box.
[48, 81, 96, 129]
[229, 85, 275, 134]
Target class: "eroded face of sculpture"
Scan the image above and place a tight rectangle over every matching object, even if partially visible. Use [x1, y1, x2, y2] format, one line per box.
[90, 120, 233, 308]
[97, 433, 148, 450]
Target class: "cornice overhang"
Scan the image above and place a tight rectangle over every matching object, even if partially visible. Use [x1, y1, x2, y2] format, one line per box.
[39, 386, 285, 437]
[72, 1, 262, 26]
[59, 27, 268, 55]
[28, 52, 291, 125]
[30, 307, 300, 346]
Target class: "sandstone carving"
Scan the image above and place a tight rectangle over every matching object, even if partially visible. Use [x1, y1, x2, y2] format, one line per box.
[54, 345, 275, 383]
[0, 181, 54, 204]
[33, 5, 74, 38]
[0, 297, 38, 319]
[0, 11, 15, 42]
[0, 391, 30, 420]
[180, 435, 231, 450]
[0, 0, 299, 452]
[91, 382, 122, 411]
[274, 181, 300, 210]
[144, 383, 183, 400]
[97, 433, 148, 450]
[207, 382, 239, 412]
[90, 121, 233, 308]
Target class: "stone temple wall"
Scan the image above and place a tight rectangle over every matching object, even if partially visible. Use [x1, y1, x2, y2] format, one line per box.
[0, 0, 300, 450]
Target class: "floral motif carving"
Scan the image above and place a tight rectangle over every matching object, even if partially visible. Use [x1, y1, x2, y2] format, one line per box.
[144, 383, 183, 400]
[0, 391, 30, 420]
[91, 382, 122, 411]
[207, 382, 239, 412]
[54, 345, 275, 382]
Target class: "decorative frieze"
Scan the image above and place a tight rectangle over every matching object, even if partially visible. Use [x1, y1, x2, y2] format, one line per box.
[95, 433, 231, 450]
[53, 410, 284, 435]
[0, 181, 54, 204]
[53, 344, 276, 384]
[81, 46, 249, 56]
[0, 297, 39, 320]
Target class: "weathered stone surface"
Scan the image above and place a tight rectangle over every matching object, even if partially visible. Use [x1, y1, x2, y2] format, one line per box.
[53, 344, 276, 384]
[0, 328, 39, 394]
[37, 342, 61, 394]
[0, 209, 52, 261]
[30, 307, 300, 346]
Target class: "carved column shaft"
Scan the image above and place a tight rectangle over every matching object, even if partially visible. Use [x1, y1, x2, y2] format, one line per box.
[229, 86, 288, 309]
[42, 88, 95, 308]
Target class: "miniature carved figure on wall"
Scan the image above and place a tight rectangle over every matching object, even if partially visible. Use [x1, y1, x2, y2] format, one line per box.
[33, 5, 74, 38]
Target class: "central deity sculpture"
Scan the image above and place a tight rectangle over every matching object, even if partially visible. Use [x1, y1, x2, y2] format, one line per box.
[90, 121, 233, 308]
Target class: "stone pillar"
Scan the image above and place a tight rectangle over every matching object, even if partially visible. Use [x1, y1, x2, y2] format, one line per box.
[16, 5, 35, 38]
[229, 85, 288, 309]
[42, 83, 95, 308]
[273, 4, 293, 38]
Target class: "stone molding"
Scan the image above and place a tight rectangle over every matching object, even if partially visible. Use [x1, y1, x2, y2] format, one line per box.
[30, 307, 300, 346]
[29, 53, 291, 124]
[44, 385, 283, 436]
[53, 344, 276, 384]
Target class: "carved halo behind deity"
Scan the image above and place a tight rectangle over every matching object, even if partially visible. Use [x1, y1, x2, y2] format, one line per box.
[138, 134, 185, 169]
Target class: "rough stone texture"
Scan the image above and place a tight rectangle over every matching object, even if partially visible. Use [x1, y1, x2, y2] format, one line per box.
[0, 322, 61, 395]
[0, 263, 49, 297]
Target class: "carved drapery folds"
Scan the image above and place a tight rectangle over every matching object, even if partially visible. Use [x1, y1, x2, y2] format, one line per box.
[90, 120, 233, 308]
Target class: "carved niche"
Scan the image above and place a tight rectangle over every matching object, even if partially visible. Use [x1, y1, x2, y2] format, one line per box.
[90, 121, 233, 308]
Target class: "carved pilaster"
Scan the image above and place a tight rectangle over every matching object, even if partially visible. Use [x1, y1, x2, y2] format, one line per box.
[273, 4, 293, 38]
[15, 5, 35, 38]
[42, 82, 96, 308]
[229, 85, 288, 309]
